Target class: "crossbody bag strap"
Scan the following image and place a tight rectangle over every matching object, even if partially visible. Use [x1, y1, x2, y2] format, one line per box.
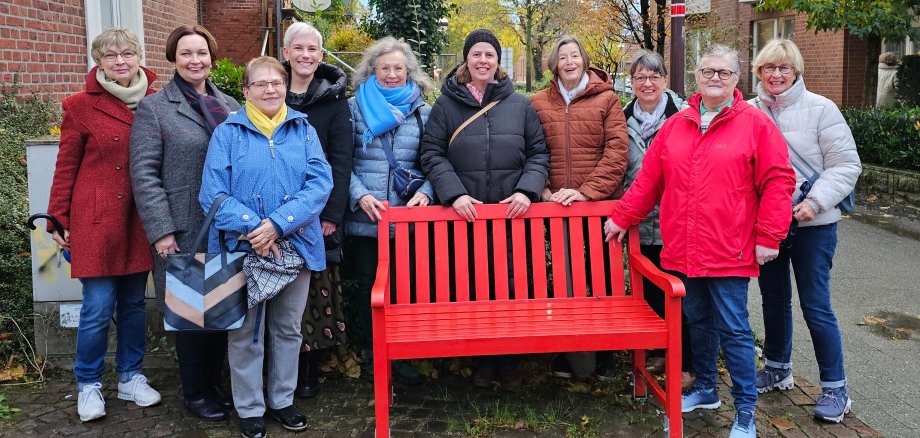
[449, 99, 500, 147]
[756, 98, 820, 184]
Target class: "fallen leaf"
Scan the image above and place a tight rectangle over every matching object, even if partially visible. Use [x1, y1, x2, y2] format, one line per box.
[769, 417, 795, 430]
[514, 420, 528, 429]
[581, 415, 591, 426]
[0, 364, 26, 382]
[863, 315, 888, 325]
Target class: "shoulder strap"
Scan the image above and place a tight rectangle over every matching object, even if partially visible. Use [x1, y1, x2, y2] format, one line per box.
[414, 110, 424, 145]
[379, 136, 401, 170]
[449, 99, 500, 147]
[190, 193, 230, 254]
[755, 98, 820, 183]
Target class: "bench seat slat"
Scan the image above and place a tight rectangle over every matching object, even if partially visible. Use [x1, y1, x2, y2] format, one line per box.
[387, 332, 669, 359]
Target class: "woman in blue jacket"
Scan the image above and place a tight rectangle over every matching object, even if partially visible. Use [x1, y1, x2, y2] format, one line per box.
[345, 37, 436, 382]
[199, 56, 332, 438]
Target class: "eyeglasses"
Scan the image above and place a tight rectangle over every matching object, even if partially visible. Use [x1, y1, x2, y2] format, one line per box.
[247, 81, 285, 91]
[699, 68, 736, 80]
[632, 75, 663, 84]
[102, 51, 137, 62]
[374, 65, 406, 76]
[762, 64, 793, 74]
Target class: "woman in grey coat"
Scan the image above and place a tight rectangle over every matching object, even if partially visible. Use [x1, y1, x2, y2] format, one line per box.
[129, 25, 240, 422]
[346, 37, 435, 383]
[750, 39, 861, 424]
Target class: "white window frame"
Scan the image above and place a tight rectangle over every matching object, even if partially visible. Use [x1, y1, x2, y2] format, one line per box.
[752, 17, 795, 92]
[84, 0, 145, 68]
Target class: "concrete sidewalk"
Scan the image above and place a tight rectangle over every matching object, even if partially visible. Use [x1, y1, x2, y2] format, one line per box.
[748, 200, 920, 438]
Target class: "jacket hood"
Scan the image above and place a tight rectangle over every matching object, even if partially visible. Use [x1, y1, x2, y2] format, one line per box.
[282, 60, 348, 106]
[86, 66, 157, 93]
[543, 67, 613, 105]
[441, 62, 515, 107]
[623, 88, 684, 120]
[755, 75, 806, 111]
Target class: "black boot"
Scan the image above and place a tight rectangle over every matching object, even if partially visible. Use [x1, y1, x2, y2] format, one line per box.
[295, 350, 320, 398]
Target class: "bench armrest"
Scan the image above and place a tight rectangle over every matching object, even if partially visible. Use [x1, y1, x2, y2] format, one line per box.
[370, 261, 389, 309]
[628, 251, 686, 299]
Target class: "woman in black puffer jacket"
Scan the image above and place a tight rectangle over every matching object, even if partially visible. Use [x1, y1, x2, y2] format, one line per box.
[420, 29, 549, 390]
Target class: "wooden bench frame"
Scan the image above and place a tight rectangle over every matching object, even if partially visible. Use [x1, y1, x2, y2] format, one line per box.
[371, 200, 685, 437]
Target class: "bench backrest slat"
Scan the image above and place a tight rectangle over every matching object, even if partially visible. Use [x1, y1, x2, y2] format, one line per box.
[395, 222, 411, 303]
[415, 222, 430, 303]
[453, 221, 470, 302]
[511, 218, 529, 298]
[529, 218, 548, 299]
[379, 201, 628, 305]
[549, 217, 568, 299]
[473, 220, 489, 301]
[434, 221, 451, 303]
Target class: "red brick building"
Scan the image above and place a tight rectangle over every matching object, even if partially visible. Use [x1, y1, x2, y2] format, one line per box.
[0, 0, 271, 105]
[681, 0, 871, 106]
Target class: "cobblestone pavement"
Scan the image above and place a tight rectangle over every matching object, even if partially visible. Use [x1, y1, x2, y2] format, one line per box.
[0, 359, 881, 438]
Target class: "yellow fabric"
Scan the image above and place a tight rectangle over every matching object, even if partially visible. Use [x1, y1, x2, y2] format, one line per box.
[246, 101, 288, 139]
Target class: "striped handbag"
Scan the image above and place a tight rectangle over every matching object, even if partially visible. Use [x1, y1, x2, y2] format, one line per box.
[163, 193, 247, 331]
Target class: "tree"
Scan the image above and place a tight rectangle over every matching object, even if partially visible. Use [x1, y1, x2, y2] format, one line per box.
[444, 0, 522, 69]
[759, 0, 920, 106]
[503, 0, 573, 91]
[594, 0, 668, 56]
[572, 0, 627, 74]
[362, 0, 457, 71]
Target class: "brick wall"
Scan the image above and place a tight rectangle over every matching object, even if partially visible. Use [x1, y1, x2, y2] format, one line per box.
[684, 0, 869, 106]
[0, 0, 199, 105]
[203, 0, 265, 66]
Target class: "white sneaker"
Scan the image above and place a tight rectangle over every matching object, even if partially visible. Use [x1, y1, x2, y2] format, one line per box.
[77, 383, 106, 422]
[117, 374, 161, 407]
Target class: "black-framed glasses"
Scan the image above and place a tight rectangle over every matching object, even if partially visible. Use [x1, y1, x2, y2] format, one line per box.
[763, 64, 793, 75]
[699, 68, 736, 80]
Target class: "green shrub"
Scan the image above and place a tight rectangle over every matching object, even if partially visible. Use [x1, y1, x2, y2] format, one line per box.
[209, 58, 245, 104]
[0, 78, 59, 356]
[842, 104, 920, 171]
[895, 55, 920, 107]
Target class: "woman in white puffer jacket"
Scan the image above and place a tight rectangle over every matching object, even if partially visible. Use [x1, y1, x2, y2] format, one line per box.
[748, 39, 861, 424]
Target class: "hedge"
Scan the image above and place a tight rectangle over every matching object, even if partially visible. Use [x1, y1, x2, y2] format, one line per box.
[895, 55, 920, 107]
[842, 104, 920, 172]
[0, 79, 58, 360]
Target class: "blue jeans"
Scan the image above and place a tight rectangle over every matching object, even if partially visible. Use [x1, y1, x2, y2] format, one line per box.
[74, 272, 148, 390]
[758, 223, 846, 388]
[682, 276, 757, 413]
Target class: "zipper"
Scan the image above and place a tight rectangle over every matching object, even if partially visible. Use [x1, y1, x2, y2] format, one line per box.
[564, 104, 571, 188]
[484, 108, 492, 199]
[268, 138, 276, 159]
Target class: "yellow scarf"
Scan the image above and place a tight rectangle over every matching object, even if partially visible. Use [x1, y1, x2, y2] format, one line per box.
[245, 101, 288, 139]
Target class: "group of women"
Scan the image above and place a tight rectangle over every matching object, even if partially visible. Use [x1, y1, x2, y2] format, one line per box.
[47, 21, 859, 438]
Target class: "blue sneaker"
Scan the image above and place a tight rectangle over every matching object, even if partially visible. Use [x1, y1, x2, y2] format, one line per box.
[756, 366, 794, 393]
[729, 410, 756, 438]
[681, 384, 721, 412]
[814, 386, 851, 423]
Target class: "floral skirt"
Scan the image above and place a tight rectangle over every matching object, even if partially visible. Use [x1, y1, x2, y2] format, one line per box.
[302, 264, 347, 350]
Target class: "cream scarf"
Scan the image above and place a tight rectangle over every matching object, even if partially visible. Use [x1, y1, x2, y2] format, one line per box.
[246, 101, 288, 139]
[96, 69, 148, 110]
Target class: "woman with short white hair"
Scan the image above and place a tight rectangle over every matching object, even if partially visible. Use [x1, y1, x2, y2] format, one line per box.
[750, 38, 861, 424]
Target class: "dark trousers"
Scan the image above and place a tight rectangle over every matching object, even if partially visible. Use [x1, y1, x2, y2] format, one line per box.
[175, 331, 227, 400]
[641, 244, 693, 372]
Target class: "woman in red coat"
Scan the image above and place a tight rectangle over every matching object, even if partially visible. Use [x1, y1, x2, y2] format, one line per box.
[47, 28, 161, 423]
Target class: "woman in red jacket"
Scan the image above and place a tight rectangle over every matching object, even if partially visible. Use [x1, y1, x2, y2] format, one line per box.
[530, 35, 628, 379]
[47, 28, 161, 423]
[605, 45, 795, 438]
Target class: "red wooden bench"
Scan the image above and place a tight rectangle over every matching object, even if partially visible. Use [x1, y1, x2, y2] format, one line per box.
[371, 200, 685, 437]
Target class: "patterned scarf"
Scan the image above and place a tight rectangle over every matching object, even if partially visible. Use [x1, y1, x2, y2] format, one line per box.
[355, 78, 420, 147]
[633, 95, 668, 141]
[173, 72, 230, 133]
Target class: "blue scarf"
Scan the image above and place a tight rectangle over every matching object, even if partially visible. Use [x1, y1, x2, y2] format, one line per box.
[355, 78, 420, 147]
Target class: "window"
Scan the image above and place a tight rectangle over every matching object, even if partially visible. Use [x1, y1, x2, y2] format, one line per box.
[883, 26, 920, 57]
[84, 0, 145, 68]
[685, 28, 712, 95]
[752, 18, 795, 91]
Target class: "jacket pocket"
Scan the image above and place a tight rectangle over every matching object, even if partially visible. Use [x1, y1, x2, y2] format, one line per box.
[458, 174, 478, 200]
[92, 187, 105, 224]
[500, 171, 522, 199]
[165, 186, 191, 233]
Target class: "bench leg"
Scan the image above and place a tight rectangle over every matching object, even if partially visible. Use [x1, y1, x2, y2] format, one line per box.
[632, 350, 648, 400]
[666, 351, 683, 437]
[374, 357, 391, 438]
